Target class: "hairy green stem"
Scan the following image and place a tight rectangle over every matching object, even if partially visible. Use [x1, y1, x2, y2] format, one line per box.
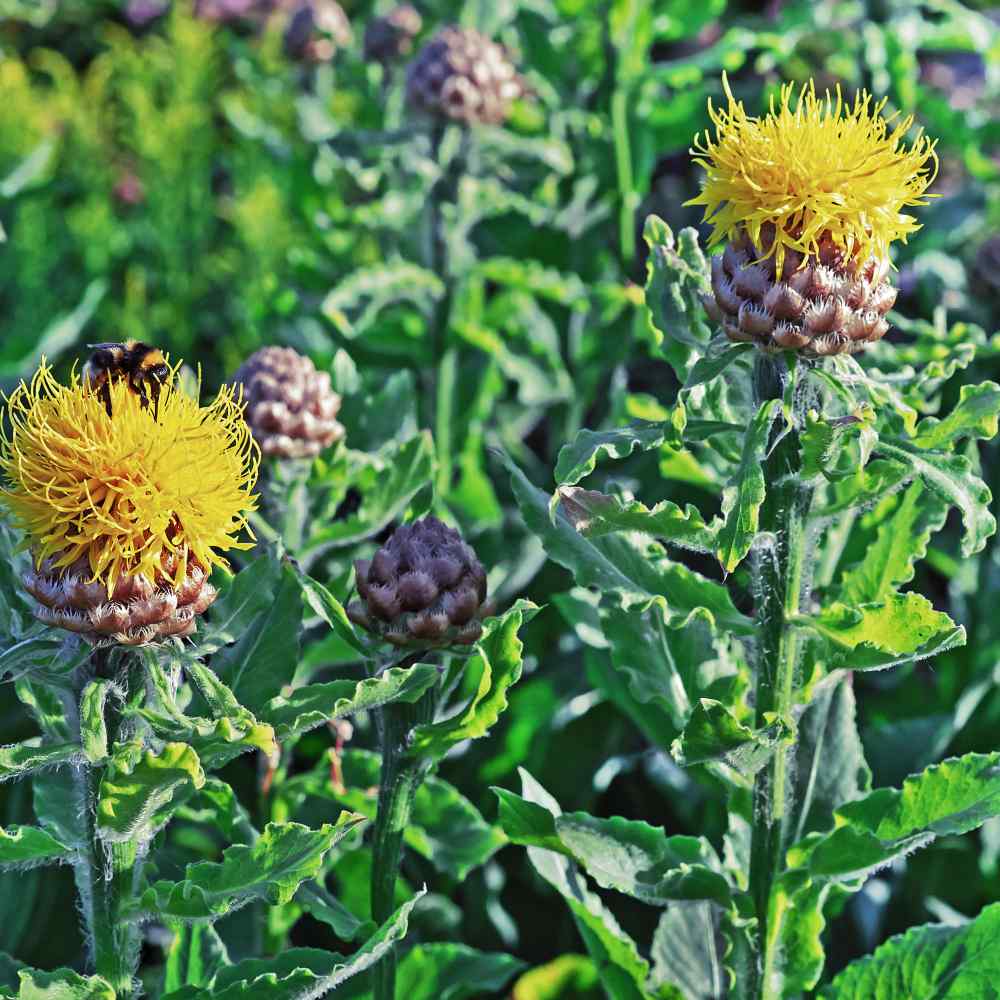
[371, 687, 437, 1000]
[748, 356, 815, 1000]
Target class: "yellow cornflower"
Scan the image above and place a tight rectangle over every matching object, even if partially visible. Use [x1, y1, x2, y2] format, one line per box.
[1, 362, 258, 595]
[687, 74, 938, 275]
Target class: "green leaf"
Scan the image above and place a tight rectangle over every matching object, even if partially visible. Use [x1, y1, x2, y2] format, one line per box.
[322, 262, 445, 339]
[558, 487, 716, 553]
[671, 699, 791, 777]
[715, 400, 781, 573]
[79, 681, 111, 765]
[795, 592, 965, 671]
[0, 826, 72, 868]
[513, 770, 653, 1000]
[493, 788, 564, 854]
[838, 483, 948, 604]
[650, 902, 725, 1000]
[911, 380, 1000, 449]
[408, 602, 538, 759]
[684, 343, 754, 390]
[878, 440, 995, 557]
[14, 969, 114, 1000]
[822, 901, 1000, 1000]
[160, 893, 425, 1000]
[262, 666, 439, 742]
[129, 818, 364, 921]
[789, 752, 1000, 882]
[554, 422, 681, 487]
[97, 741, 206, 843]
[163, 923, 230, 994]
[791, 676, 871, 842]
[475, 257, 587, 309]
[0, 742, 82, 782]
[294, 570, 367, 655]
[293, 882, 366, 943]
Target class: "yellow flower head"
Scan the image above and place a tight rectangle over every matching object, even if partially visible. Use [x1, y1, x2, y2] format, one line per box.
[1, 362, 259, 594]
[687, 74, 938, 275]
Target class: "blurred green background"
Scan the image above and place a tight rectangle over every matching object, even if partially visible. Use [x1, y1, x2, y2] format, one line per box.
[0, 0, 998, 993]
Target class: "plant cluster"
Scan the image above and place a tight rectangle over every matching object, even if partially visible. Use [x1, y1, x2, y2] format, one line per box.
[0, 2, 999, 999]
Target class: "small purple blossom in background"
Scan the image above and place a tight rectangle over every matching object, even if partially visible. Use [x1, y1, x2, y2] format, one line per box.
[124, 0, 167, 27]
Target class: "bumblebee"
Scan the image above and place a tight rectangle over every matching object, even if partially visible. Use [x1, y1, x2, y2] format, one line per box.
[83, 341, 172, 419]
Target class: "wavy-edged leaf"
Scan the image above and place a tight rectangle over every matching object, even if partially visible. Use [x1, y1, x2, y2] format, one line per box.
[294, 570, 367, 655]
[97, 741, 205, 843]
[0, 826, 72, 868]
[789, 752, 1000, 882]
[554, 421, 681, 488]
[0, 742, 82, 783]
[821, 901, 1000, 1000]
[163, 923, 230, 994]
[911, 380, 1000, 449]
[795, 593, 964, 671]
[129, 817, 364, 921]
[671, 698, 791, 777]
[13, 968, 114, 1000]
[407, 602, 538, 760]
[262, 665, 439, 741]
[475, 256, 587, 309]
[684, 343, 754, 390]
[715, 399, 781, 573]
[650, 902, 726, 1000]
[558, 488, 716, 553]
[79, 681, 111, 765]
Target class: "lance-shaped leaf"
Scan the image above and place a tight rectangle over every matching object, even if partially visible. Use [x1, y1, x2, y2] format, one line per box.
[159, 892, 424, 1000]
[684, 342, 754, 390]
[788, 752, 1000, 882]
[671, 698, 792, 777]
[97, 741, 205, 843]
[650, 902, 726, 1000]
[554, 421, 682, 488]
[407, 602, 538, 760]
[288, 751, 505, 880]
[13, 968, 115, 1000]
[294, 570, 367, 655]
[128, 817, 365, 921]
[262, 666, 439, 742]
[838, 483, 948, 605]
[0, 741, 82, 782]
[821, 901, 1000, 1000]
[715, 399, 781, 573]
[79, 681, 111, 764]
[495, 788, 731, 907]
[878, 440, 994, 557]
[911, 380, 1000, 449]
[163, 923, 230, 994]
[794, 592, 964, 671]
[558, 488, 716, 553]
[0, 826, 73, 868]
[506, 770, 653, 1000]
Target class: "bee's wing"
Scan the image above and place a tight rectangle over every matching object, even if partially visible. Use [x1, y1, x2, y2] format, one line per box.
[86, 342, 123, 350]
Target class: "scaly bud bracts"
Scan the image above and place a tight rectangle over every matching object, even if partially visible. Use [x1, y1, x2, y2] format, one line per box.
[406, 26, 524, 126]
[364, 5, 422, 63]
[233, 346, 344, 459]
[347, 516, 488, 648]
[701, 226, 896, 357]
[281, 0, 352, 62]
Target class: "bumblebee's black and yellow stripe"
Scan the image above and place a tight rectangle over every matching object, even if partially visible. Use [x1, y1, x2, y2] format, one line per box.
[83, 341, 172, 419]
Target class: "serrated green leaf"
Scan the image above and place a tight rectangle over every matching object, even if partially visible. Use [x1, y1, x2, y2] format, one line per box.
[97, 741, 205, 843]
[163, 923, 230, 994]
[715, 400, 781, 573]
[294, 570, 367, 655]
[408, 602, 537, 759]
[262, 665, 439, 741]
[0, 742, 82, 782]
[558, 487, 716, 553]
[795, 592, 964, 671]
[0, 826, 72, 868]
[671, 699, 791, 777]
[650, 902, 725, 1000]
[554, 422, 681, 487]
[78, 681, 111, 765]
[130, 818, 364, 921]
[878, 440, 995, 557]
[912, 380, 1000, 449]
[789, 752, 1000, 882]
[14, 968, 114, 1000]
[821, 901, 1000, 1000]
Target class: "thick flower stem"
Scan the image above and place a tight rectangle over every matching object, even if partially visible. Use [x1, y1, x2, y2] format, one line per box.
[748, 356, 815, 1000]
[371, 687, 436, 1000]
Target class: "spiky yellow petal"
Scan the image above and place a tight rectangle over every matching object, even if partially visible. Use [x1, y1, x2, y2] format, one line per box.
[1, 362, 259, 594]
[686, 74, 938, 275]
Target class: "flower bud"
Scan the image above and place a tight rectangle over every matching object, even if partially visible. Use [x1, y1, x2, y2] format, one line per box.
[347, 516, 488, 648]
[364, 5, 421, 64]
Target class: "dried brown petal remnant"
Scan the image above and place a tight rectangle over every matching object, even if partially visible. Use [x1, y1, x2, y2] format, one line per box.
[347, 516, 488, 648]
[701, 226, 897, 357]
[233, 346, 345, 459]
[406, 26, 524, 126]
[364, 5, 422, 63]
[24, 552, 217, 647]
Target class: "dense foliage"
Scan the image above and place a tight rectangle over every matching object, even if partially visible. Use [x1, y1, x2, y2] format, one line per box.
[0, 1, 998, 998]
